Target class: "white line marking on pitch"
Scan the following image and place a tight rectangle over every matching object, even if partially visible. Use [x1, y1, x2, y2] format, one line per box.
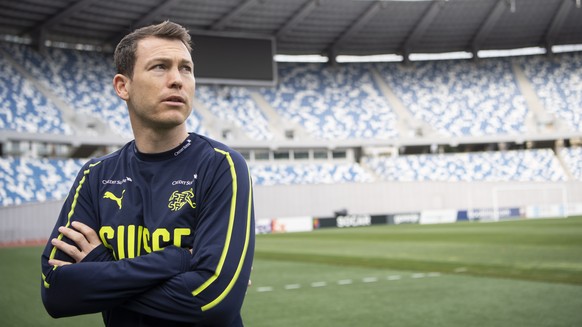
[257, 287, 273, 292]
[284, 284, 301, 290]
[256, 272, 442, 293]
[362, 277, 378, 283]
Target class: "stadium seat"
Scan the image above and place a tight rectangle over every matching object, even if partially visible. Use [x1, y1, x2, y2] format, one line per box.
[0, 157, 84, 206]
[517, 52, 582, 132]
[260, 63, 399, 140]
[3, 42, 582, 207]
[559, 147, 582, 181]
[363, 149, 567, 182]
[0, 45, 72, 134]
[249, 162, 375, 186]
[0, 42, 204, 137]
[374, 58, 529, 137]
[196, 85, 273, 140]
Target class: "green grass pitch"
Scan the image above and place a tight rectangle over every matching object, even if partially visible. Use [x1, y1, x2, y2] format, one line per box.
[1, 217, 581, 326]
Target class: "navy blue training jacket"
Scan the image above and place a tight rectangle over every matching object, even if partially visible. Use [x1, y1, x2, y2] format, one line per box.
[41, 133, 255, 326]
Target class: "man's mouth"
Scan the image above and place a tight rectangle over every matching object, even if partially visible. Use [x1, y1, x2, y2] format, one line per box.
[163, 95, 185, 104]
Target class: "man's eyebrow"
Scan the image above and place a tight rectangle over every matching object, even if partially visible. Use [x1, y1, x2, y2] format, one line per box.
[145, 57, 193, 65]
[180, 59, 194, 66]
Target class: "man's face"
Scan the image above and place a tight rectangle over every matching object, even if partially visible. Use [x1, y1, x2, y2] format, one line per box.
[124, 36, 195, 131]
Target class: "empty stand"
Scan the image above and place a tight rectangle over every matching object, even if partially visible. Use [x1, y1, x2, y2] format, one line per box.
[3, 149, 579, 206]
[518, 52, 582, 132]
[3, 43, 582, 208]
[249, 162, 375, 186]
[260, 63, 399, 140]
[364, 149, 567, 182]
[0, 45, 72, 134]
[196, 85, 273, 140]
[560, 147, 582, 180]
[1, 42, 204, 138]
[0, 157, 83, 206]
[375, 59, 529, 137]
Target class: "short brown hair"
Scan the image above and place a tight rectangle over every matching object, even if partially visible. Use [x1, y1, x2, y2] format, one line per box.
[114, 21, 192, 78]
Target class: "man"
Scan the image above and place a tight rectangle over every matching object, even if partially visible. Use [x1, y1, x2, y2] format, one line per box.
[40, 21, 255, 326]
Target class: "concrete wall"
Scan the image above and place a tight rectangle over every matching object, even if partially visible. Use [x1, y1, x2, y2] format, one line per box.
[253, 181, 582, 218]
[2, 181, 581, 243]
[0, 201, 61, 244]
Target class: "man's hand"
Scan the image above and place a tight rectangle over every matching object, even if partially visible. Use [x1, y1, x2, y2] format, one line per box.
[48, 221, 101, 267]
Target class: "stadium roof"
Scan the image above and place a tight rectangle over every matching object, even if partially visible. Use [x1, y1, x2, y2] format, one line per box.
[1, 0, 582, 61]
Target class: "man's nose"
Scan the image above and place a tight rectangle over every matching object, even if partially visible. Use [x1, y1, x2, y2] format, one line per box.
[168, 68, 183, 88]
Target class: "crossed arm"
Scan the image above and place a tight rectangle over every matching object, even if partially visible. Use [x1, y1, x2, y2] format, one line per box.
[49, 223, 251, 286]
[43, 215, 252, 325]
[49, 221, 111, 266]
[49, 221, 198, 265]
[41, 221, 193, 318]
[41, 153, 255, 324]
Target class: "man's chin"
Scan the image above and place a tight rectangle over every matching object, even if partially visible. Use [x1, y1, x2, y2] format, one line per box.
[157, 121, 188, 130]
[160, 111, 191, 125]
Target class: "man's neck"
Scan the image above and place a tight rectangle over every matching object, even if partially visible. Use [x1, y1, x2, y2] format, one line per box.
[133, 127, 189, 154]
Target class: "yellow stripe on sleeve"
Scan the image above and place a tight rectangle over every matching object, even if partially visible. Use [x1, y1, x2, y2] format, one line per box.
[192, 149, 252, 312]
[192, 149, 237, 296]
[44, 161, 101, 288]
[201, 169, 253, 311]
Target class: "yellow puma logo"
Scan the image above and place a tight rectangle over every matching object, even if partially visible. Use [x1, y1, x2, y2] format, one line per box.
[103, 190, 125, 209]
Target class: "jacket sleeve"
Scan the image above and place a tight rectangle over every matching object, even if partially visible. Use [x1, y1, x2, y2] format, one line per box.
[40, 160, 192, 318]
[120, 149, 255, 325]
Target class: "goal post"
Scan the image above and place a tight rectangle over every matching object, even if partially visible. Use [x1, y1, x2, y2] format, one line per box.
[492, 183, 568, 221]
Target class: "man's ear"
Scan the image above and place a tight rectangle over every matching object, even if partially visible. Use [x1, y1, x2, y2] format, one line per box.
[113, 74, 130, 101]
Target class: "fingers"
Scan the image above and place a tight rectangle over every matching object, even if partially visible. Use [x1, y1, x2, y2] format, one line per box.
[51, 237, 83, 262]
[71, 221, 101, 247]
[58, 225, 90, 256]
[51, 221, 101, 263]
[48, 259, 72, 267]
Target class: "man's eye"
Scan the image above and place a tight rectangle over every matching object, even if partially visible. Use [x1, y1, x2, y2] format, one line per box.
[181, 66, 193, 72]
[153, 64, 165, 70]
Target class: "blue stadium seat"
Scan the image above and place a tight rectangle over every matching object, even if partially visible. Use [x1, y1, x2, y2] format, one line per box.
[196, 85, 273, 140]
[0, 45, 72, 134]
[560, 147, 582, 180]
[374, 59, 528, 137]
[364, 149, 567, 182]
[1, 42, 204, 137]
[249, 162, 374, 186]
[0, 158, 376, 206]
[0, 157, 84, 206]
[3, 42, 582, 207]
[260, 63, 399, 140]
[518, 52, 582, 132]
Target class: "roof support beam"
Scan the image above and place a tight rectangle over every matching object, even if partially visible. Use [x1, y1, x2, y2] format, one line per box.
[30, 0, 97, 32]
[212, 0, 260, 30]
[129, 0, 182, 29]
[107, 0, 181, 47]
[402, 1, 446, 60]
[329, 2, 383, 55]
[545, 0, 574, 52]
[471, 0, 507, 55]
[276, 0, 322, 40]
[27, 0, 98, 49]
